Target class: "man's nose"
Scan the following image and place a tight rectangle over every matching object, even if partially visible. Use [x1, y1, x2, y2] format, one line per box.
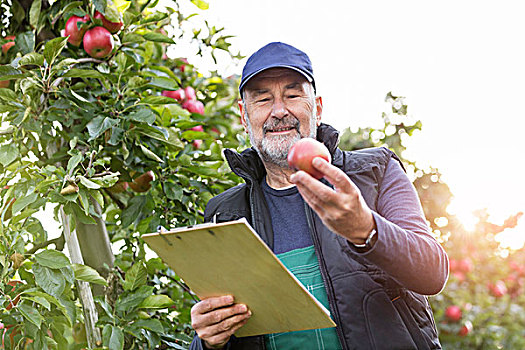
[271, 98, 288, 119]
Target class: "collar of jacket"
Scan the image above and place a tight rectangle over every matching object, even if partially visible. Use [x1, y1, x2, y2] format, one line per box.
[223, 123, 341, 184]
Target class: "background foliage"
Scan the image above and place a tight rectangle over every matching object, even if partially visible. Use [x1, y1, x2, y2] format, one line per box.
[340, 93, 525, 349]
[0, 1, 523, 349]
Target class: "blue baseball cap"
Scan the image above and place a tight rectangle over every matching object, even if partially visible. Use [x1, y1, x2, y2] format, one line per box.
[239, 42, 315, 95]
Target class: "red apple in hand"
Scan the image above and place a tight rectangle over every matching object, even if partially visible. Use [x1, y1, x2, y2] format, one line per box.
[287, 138, 331, 179]
[162, 89, 185, 102]
[94, 11, 123, 34]
[444, 305, 462, 322]
[64, 15, 89, 46]
[182, 99, 204, 115]
[83, 27, 114, 58]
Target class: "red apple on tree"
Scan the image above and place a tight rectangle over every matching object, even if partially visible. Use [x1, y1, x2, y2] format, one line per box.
[178, 57, 189, 72]
[458, 320, 473, 336]
[287, 138, 331, 179]
[83, 26, 114, 58]
[1, 35, 15, 54]
[108, 182, 129, 193]
[162, 89, 185, 102]
[182, 99, 204, 115]
[489, 280, 507, 297]
[0, 80, 9, 88]
[129, 171, 154, 193]
[184, 86, 196, 101]
[458, 258, 473, 273]
[94, 11, 123, 34]
[64, 15, 89, 46]
[444, 305, 462, 322]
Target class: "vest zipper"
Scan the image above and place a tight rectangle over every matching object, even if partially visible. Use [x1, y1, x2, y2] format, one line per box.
[249, 182, 267, 350]
[304, 203, 349, 350]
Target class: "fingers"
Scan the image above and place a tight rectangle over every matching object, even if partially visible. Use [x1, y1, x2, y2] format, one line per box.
[191, 296, 252, 349]
[202, 312, 251, 348]
[192, 295, 234, 314]
[311, 157, 358, 193]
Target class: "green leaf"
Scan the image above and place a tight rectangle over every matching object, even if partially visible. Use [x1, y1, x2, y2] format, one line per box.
[122, 262, 147, 291]
[66, 151, 83, 175]
[0, 87, 18, 102]
[64, 202, 96, 225]
[104, 3, 121, 23]
[29, 0, 42, 28]
[190, 0, 209, 10]
[0, 143, 19, 167]
[12, 192, 38, 215]
[103, 325, 124, 350]
[87, 116, 119, 141]
[181, 130, 210, 141]
[108, 126, 124, 145]
[138, 294, 174, 309]
[139, 144, 163, 163]
[25, 291, 71, 325]
[127, 107, 156, 124]
[33, 264, 66, 298]
[142, 31, 175, 44]
[164, 181, 183, 201]
[63, 68, 104, 79]
[147, 76, 179, 90]
[70, 89, 90, 103]
[140, 96, 178, 105]
[22, 295, 51, 310]
[15, 31, 35, 55]
[19, 52, 44, 66]
[132, 319, 164, 333]
[121, 195, 147, 227]
[72, 264, 108, 286]
[35, 250, 71, 269]
[19, 303, 43, 328]
[93, 0, 108, 14]
[116, 285, 153, 312]
[61, 1, 83, 14]
[78, 176, 102, 189]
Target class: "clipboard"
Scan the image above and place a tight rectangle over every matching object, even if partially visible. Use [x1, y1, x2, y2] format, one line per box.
[142, 218, 336, 337]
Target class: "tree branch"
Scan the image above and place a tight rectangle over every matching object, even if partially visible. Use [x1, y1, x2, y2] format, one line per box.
[26, 233, 65, 255]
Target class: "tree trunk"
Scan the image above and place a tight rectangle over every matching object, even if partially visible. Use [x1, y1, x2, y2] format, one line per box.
[75, 198, 115, 296]
[61, 207, 102, 348]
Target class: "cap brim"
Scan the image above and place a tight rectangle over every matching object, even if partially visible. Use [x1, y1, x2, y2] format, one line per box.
[239, 65, 314, 93]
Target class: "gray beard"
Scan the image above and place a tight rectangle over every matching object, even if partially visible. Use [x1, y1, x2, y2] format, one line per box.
[245, 113, 318, 168]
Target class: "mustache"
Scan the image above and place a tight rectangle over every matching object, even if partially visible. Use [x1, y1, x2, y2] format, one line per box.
[263, 116, 300, 133]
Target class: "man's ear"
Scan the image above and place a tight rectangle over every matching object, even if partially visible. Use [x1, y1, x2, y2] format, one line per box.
[315, 96, 323, 126]
[238, 99, 248, 132]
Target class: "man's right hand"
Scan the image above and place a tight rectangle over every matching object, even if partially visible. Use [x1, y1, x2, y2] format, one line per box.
[191, 295, 252, 349]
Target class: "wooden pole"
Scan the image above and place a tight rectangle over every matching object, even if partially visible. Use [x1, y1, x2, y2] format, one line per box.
[60, 206, 102, 348]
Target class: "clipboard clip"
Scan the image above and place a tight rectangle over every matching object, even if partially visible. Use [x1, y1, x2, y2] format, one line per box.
[156, 225, 173, 246]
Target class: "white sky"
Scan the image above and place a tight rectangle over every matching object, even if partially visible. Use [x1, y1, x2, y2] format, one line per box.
[170, 0, 525, 235]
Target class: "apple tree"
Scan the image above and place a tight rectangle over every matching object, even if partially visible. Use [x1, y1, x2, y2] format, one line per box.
[0, 0, 246, 349]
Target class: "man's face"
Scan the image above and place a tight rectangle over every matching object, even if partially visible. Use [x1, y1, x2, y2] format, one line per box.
[239, 68, 323, 168]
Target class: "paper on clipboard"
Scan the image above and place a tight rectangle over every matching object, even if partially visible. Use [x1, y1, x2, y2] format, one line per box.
[142, 218, 336, 337]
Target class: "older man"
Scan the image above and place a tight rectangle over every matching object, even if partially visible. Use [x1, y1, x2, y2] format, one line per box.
[189, 42, 448, 350]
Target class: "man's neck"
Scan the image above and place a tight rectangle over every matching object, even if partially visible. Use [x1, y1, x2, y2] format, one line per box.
[263, 161, 295, 189]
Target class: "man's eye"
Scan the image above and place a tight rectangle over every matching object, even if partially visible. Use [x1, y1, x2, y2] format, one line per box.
[257, 98, 270, 103]
[288, 95, 299, 99]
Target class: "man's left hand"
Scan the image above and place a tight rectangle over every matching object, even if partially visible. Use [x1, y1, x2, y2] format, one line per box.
[290, 157, 375, 245]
